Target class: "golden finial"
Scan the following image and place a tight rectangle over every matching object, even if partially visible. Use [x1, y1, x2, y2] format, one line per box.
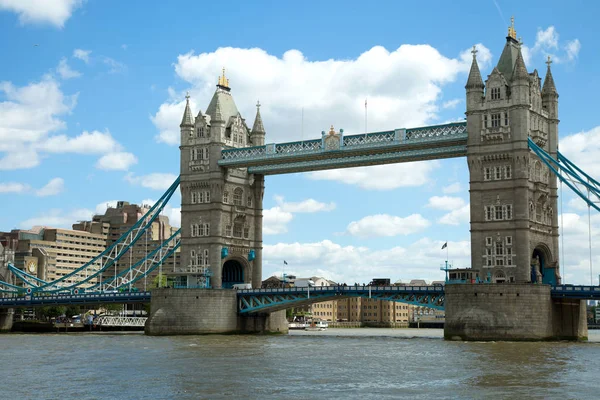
[508, 16, 517, 39]
[218, 67, 230, 88]
[328, 125, 336, 135]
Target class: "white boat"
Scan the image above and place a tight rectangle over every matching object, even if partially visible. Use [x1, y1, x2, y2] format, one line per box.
[304, 320, 328, 331]
[288, 322, 307, 330]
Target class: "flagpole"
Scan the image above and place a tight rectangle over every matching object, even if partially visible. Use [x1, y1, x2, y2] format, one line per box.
[364, 98, 368, 140]
[446, 239, 449, 265]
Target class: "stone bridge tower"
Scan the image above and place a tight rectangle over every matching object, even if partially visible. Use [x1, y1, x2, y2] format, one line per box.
[178, 70, 266, 289]
[465, 20, 560, 284]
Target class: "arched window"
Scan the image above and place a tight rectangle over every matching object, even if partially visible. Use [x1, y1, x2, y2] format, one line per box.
[233, 221, 243, 238]
[233, 188, 243, 206]
[534, 161, 541, 182]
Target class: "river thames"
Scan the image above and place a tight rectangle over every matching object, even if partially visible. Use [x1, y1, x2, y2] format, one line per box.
[2, 329, 599, 399]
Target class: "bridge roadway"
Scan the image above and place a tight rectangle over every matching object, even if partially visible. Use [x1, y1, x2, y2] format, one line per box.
[0, 285, 598, 313]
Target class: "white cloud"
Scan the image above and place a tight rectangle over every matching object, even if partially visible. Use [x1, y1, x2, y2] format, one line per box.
[95, 200, 119, 215]
[36, 177, 64, 197]
[19, 208, 93, 229]
[523, 26, 580, 65]
[565, 39, 581, 61]
[263, 207, 293, 235]
[124, 173, 178, 190]
[38, 130, 120, 154]
[0, 182, 30, 193]
[263, 238, 470, 284]
[427, 195, 465, 211]
[103, 57, 126, 74]
[307, 161, 440, 190]
[0, 149, 40, 170]
[73, 49, 91, 63]
[438, 204, 470, 226]
[442, 182, 461, 194]
[0, 0, 83, 28]
[56, 58, 81, 79]
[442, 99, 461, 109]
[96, 152, 138, 171]
[274, 195, 335, 213]
[346, 214, 430, 238]
[152, 43, 491, 147]
[559, 126, 600, 177]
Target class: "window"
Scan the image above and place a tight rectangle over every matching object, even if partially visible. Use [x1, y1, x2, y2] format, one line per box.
[485, 206, 493, 221]
[491, 113, 501, 128]
[203, 249, 209, 266]
[243, 227, 249, 239]
[205, 191, 210, 203]
[233, 188, 243, 206]
[494, 166, 502, 180]
[199, 192, 205, 203]
[506, 248, 513, 265]
[190, 250, 196, 266]
[505, 236, 512, 245]
[191, 192, 198, 204]
[495, 206, 503, 220]
[199, 224, 205, 236]
[504, 112, 509, 126]
[491, 87, 501, 100]
[495, 241, 504, 256]
[225, 225, 232, 236]
[486, 237, 493, 246]
[223, 191, 229, 204]
[191, 224, 198, 237]
[190, 148, 199, 161]
[484, 167, 492, 181]
[197, 127, 204, 138]
[247, 195, 252, 207]
[484, 114, 488, 128]
[203, 147, 209, 160]
[505, 165, 512, 179]
[233, 223, 243, 238]
[204, 223, 210, 236]
[503, 204, 512, 220]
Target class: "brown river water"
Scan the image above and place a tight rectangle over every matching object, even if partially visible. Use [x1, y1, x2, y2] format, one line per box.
[1, 329, 599, 399]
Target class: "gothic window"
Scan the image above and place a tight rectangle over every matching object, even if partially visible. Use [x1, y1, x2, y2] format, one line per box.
[491, 87, 501, 100]
[534, 162, 541, 182]
[485, 206, 493, 221]
[191, 192, 198, 204]
[233, 188, 243, 206]
[191, 224, 197, 237]
[491, 113, 501, 128]
[247, 195, 252, 207]
[205, 191, 210, 203]
[505, 236, 512, 245]
[503, 204, 512, 220]
[504, 112, 509, 126]
[243, 227, 249, 239]
[225, 224, 232, 236]
[495, 241, 504, 256]
[190, 250, 196, 266]
[504, 165, 512, 179]
[204, 223, 210, 236]
[203, 147, 209, 160]
[197, 127, 204, 138]
[223, 191, 229, 204]
[199, 192, 205, 203]
[536, 203, 542, 222]
[484, 114, 488, 128]
[233, 222, 243, 238]
[199, 224, 205, 236]
[506, 247, 513, 265]
[495, 206, 503, 220]
[486, 237, 493, 246]
[494, 166, 502, 180]
[484, 167, 492, 181]
[203, 249, 209, 266]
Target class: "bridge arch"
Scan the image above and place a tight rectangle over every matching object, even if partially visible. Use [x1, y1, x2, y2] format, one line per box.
[221, 256, 250, 289]
[531, 243, 555, 285]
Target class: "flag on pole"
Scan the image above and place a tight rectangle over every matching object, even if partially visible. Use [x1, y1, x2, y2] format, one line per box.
[441, 242, 448, 250]
[283, 260, 288, 265]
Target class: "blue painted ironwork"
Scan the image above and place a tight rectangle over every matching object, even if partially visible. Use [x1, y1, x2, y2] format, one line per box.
[8, 263, 47, 287]
[550, 285, 600, 299]
[218, 122, 467, 174]
[529, 138, 600, 212]
[237, 285, 446, 314]
[0, 291, 151, 308]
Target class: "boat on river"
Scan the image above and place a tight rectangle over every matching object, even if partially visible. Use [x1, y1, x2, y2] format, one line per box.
[305, 319, 328, 331]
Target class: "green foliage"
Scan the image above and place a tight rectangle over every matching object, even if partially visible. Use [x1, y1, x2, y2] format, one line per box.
[38, 306, 65, 319]
[151, 273, 168, 288]
[101, 303, 123, 314]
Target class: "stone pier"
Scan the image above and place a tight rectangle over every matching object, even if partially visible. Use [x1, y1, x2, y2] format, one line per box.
[145, 288, 288, 335]
[0, 308, 14, 333]
[444, 284, 587, 341]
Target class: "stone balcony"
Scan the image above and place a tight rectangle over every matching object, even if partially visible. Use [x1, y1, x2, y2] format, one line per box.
[530, 129, 548, 147]
[481, 125, 510, 142]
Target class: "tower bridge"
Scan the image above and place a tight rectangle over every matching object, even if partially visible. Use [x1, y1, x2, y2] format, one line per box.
[1, 22, 597, 339]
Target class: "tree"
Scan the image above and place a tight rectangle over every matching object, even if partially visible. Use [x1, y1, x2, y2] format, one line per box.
[151, 273, 168, 288]
[38, 306, 66, 320]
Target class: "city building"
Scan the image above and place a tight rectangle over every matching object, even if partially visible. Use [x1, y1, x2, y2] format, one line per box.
[2, 226, 107, 288]
[74, 201, 179, 290]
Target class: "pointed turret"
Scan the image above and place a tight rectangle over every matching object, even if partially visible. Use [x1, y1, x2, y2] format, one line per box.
[180, 92, 194, 127]
[496, 16, 521, 82]
[213, 94, 224, 122]
[542, 56, 558, 96]
[466, 46, 485, 90]
[251, 101, 266, 146]
[512, 48, 529, 82]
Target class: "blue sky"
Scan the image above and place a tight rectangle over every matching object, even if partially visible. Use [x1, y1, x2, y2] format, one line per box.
[1, 0, 600, 285]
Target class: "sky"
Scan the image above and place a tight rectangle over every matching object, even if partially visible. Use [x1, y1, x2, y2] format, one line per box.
[1, 0, 600, 285]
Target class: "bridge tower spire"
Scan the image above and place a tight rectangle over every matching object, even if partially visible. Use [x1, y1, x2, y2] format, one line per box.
[466, 22, 560, 285]
[178, 70, 265, 290]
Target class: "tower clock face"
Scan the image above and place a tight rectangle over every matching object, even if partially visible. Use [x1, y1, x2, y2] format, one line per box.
[28, 261, 36, 273]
